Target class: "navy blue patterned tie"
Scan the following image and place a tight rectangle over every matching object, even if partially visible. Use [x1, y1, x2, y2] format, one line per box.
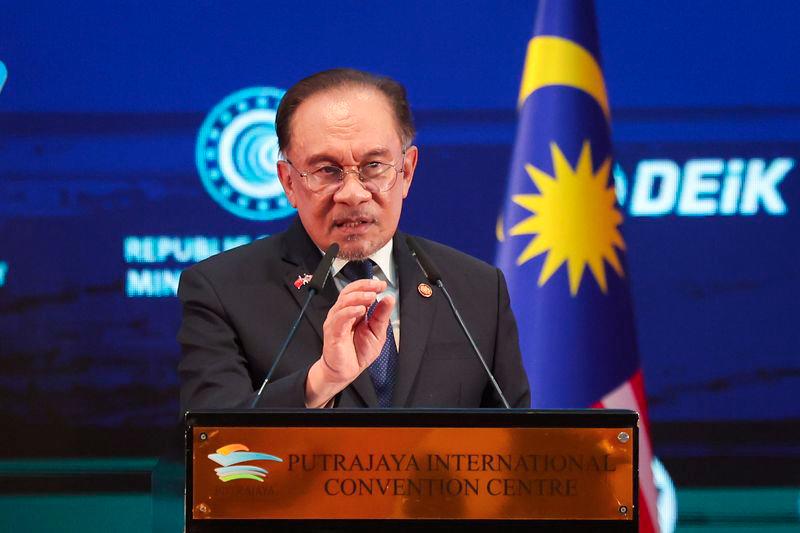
[339, 260, 398, 408]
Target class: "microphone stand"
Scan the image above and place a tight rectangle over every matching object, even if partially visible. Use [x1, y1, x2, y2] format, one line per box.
[406, 236, 511, 409]
[249, 242, 339, 408]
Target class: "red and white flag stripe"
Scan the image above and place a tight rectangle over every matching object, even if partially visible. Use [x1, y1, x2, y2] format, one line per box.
[595, 370, 660, 533]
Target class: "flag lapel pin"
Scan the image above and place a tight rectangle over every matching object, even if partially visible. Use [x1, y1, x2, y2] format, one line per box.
[294, 274, 313, 289]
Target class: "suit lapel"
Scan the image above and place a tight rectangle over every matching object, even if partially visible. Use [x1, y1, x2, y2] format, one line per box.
[392, 232, 436, 407]
[281, 219, 338, 342]
[348, 367, 380, 407]
[280, 219, 379, 407]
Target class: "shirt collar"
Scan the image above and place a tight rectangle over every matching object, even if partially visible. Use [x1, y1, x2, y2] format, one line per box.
[329, 239, 396, 286]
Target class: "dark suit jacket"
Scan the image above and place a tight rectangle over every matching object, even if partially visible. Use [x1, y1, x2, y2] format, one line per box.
[177, 218, 530, 411]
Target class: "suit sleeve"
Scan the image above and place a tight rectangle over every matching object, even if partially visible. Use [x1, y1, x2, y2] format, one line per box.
[176, 266, 310, 413]
[482, 267, 531, 408]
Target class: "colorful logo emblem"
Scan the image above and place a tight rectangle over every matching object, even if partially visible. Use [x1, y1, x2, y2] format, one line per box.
[196, 87, 296, 221]
[207, 443, 283, 482]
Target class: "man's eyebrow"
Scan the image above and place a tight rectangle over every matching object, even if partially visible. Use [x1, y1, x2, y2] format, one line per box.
[359, 147, 392, 160]
[305, 153, 340, 167]
[305, 147, 392, 167]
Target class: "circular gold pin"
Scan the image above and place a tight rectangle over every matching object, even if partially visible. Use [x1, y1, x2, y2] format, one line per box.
[417, 283, 433, 298]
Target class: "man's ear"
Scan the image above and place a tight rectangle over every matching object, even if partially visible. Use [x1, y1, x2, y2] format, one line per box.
[401, 145, 418, 199]
[276, 160, 298, 208]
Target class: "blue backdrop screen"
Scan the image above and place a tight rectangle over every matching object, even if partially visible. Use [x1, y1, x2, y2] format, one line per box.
[1, 1, 798, 481]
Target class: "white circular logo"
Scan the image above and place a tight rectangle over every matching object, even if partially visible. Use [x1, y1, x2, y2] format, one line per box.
[196, 87, 295, 221]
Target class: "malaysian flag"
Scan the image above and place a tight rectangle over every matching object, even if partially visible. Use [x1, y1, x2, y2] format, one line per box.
[495, 1, 659, 530]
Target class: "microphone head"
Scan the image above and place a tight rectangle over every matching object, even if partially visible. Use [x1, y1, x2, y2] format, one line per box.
[405, 236, 442, 284]
[309, 242, 339, 292]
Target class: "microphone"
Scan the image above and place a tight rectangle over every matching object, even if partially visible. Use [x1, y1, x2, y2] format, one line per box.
[405, 236, 511, 409]
[250, 242, 339, 408]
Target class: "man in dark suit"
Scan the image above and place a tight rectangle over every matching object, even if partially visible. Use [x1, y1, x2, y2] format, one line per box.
[178, 68, 530, 411]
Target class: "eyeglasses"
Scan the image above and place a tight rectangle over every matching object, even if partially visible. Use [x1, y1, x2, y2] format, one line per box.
[284, 150, 406, 194]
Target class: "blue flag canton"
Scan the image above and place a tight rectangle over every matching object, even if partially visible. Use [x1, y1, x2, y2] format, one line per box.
[533, 0, 601, 58]
[496, 0, 641, 409]
[500, 68, 622, 297]
[496, 0, 626, 298]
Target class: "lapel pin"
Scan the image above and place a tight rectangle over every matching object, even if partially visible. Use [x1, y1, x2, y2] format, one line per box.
[417, 283, 433, 298]
[294, 274, 313, 289]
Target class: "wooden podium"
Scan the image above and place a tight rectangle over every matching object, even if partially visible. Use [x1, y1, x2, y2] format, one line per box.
[185, 409, 639, 532]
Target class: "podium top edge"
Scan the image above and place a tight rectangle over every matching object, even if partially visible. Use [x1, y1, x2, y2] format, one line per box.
[185, 408, 639, 429]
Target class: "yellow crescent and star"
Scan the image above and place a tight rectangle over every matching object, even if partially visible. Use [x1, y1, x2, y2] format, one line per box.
[497, 36, 625, 296]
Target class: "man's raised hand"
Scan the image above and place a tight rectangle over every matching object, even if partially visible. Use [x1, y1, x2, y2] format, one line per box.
[304, 279, 395, 407]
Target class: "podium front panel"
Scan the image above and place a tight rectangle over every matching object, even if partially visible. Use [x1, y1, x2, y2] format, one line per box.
[186, 409, 638, 531]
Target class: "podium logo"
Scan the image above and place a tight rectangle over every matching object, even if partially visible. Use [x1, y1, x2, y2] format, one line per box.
[208, 443, 284, 482]
[196, 87, 296, 221]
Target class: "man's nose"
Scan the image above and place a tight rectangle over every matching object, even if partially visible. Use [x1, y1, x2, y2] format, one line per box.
[332, 172, 372, 205]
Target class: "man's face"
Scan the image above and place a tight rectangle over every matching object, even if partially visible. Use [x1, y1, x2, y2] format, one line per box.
[277, 87, 418, 260]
